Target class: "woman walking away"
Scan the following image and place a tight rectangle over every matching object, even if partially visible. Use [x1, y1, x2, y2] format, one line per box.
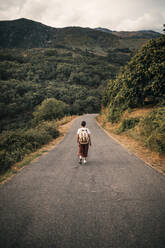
[77, 121, 91, 164]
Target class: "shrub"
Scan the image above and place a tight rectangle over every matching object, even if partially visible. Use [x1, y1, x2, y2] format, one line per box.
[36, 121, 59, 139]
[107, 106, 125, 123]
[140, 107, 165, 153]
[0, 121, 59, 173]
[33, 98, 68, 124]
[0, 150, 12, 172]
[116, 117, 140, 134]
[23, 128, 51, 149]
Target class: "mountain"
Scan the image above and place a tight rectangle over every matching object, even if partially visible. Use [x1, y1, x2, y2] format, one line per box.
[95, 27, 113, 33]
[0, 18, 161, 53]
[111, 30, 161, 39]
[95, 28, 160, 39]
[0, 18, 56, 48]
[0, 18, 120, 52]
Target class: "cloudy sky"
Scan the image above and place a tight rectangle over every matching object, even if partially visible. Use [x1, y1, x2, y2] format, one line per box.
[0, 0, 165, 32]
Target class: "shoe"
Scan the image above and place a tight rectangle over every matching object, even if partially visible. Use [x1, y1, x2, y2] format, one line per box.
[79, 158, 82, 164]
[84, 159, 87, 164]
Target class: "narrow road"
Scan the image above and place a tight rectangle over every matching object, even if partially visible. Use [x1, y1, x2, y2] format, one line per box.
[0, 114, 165, 248]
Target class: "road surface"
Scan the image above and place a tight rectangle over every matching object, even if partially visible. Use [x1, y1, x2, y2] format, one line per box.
[0, 114, 165, 248]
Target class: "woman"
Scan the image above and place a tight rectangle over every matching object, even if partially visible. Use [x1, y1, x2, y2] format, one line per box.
[77, 121, 91, 164]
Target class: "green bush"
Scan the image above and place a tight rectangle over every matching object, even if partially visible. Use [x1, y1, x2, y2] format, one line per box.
[107, 106, 125, 123]
[116, 117, 140, 134]
[0, 121, 59, 173]
[36, 121, 59, 139]
[24, 128, 51, 149]
[33, 98, 68, 124]
[141, 107, 165, 153]
[0, 150, 13, 172]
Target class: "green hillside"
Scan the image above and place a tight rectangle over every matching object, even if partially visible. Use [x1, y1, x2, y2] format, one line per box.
[0, 44, 126, 133]
[0, 18, 162, 173]
[0, 18, 119, 51]
[102, 35, 165, 154]
[0, 43, 132, 173]
[0, 18, 160, 53]
[104, 35, 165, 122]
[0, 18, 56, 48]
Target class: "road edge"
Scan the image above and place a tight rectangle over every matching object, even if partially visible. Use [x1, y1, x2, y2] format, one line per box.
[0, 116, 78, 185]
[95, 117, 165, 177]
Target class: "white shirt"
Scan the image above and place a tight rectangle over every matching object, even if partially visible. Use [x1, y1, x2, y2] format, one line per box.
[77, 127, 91, 135]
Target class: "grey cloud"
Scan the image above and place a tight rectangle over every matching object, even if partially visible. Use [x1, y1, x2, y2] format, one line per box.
[116, 12, 165, 32]
[0, 0, 27, 11]
[0, 0, 165, 31]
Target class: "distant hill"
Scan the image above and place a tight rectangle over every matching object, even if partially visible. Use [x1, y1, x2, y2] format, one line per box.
[95, 28, 160, 39]
[111, 30, 161, 39]
[0, 18, 56, 48]
[0, 18, 161, 53]
[95, 27, 113, 33]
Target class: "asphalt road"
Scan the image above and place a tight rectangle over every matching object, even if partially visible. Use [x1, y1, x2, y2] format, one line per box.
[0, 114, 165, 248]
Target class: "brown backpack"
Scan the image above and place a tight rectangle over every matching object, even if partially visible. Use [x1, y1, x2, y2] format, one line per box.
[79, 128, 89, 144]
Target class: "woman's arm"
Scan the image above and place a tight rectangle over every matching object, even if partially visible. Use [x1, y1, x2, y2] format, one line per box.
[89, 134, 92, 146]
[77, 134, 79, 143]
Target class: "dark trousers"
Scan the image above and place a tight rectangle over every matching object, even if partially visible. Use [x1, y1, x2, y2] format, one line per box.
[78, 143, 89, 157]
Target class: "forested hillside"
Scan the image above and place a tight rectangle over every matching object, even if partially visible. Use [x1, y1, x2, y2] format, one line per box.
[102, 35, 165, 154]
[0, 46, 121, 173]
[0, 18, 162, 174]
[0, 18, 160, 132]
[0, 47, 119, 131]
[0, 18, 160, 51]
[103, 36, 165, 122]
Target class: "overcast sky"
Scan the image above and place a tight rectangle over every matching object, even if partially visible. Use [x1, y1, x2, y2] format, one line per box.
[0, 0, 165, 32]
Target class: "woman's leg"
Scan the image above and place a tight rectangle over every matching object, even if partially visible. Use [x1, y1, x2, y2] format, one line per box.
[78, 143, 83, 164]
[83, 144, 89, 163]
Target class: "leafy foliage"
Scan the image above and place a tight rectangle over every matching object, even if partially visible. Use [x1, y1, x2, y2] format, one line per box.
[116, 118, 139, 134]
[0, 46, 115, 172]
[33, 98, 68, 124]
[104, 36, 165, 123]
[0, 121, 59, 173]
[0, 47, 119, 131]
[140, 108, 165, 153]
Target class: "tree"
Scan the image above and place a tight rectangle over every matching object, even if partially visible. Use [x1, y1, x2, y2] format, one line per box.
[33, 98, 68, 123]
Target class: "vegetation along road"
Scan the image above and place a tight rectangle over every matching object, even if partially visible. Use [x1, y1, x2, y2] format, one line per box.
[0, 114, 165, 248]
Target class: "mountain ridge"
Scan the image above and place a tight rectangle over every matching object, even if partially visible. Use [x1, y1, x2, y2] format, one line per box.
[0, 18, 161, 51]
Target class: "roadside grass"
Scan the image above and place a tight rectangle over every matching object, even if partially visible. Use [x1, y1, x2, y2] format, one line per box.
[0, 115, 77, 184]
[96, 108, 165, 175]
[115, 117, 140, 134]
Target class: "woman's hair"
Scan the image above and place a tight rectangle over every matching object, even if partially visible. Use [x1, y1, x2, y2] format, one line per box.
[81, 121, 86, 127]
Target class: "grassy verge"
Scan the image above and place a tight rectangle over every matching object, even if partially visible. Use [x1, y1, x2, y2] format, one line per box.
[96, 108, 165, 175]
[0, 115, 77, 184]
